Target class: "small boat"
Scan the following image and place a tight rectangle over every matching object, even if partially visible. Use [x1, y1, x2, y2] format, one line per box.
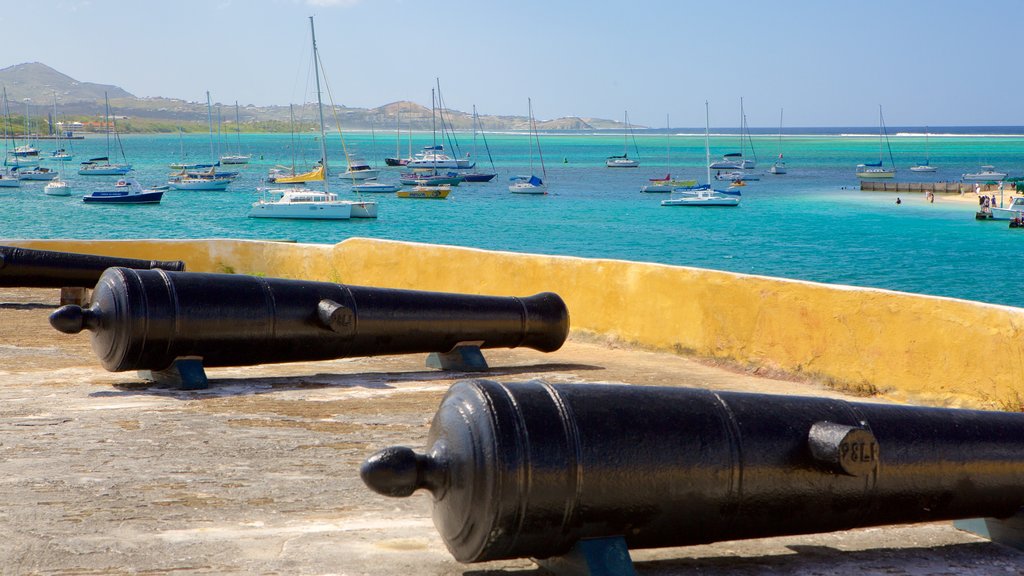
[79, 94, 133, 176]
[461, 172, 497, 182]
[640, 175, 699, 193]
[397, 184, 451, 199]
[11, 144, 39, 158]
[662, 102, 740, 208]
[406, 145, 475, 169]
[509, 98, 548, 194]
[43, 178, 71, 196]
[856, 105, 896, 179]
[49, 148, 73, 162]
[83, 178, 164, 204]
[339, 164, 380, 181]
[509, 174, 547, 194]
[714, 170, 759, 181]
[769, 109, 787, 174]
[461, 105, 497, 183]
[220, 102, 251, 165]
[909, 128, 936, 172]
[167, 167, 237, 191]
[352, 182, 400, 193]
[988, 197, 1024, 220]
[252, 18, 378, 221]
[399, 171, 463, 186]
[384, 157, 409, 167]
[78, 157, 132, 176]
[606, 111, 640, 168]
[268, 163, 325, 184]
[0, 169, 21, 188]
[14, 166, 59, 181]
[249, 187, 352, 219]
[963, 165, 1007, 181]
[605, 154, 639, 168]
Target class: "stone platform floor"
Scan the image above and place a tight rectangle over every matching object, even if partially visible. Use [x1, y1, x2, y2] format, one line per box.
[1, 287, 1022, 575]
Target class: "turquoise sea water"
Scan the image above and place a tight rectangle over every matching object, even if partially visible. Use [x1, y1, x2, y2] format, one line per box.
[3, 129, 1024, 308]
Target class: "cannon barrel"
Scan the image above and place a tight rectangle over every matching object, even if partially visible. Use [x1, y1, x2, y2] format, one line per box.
[49, 268, 569, 371]
[361, 379, 1024, 563]
[0, 245, 185, 288]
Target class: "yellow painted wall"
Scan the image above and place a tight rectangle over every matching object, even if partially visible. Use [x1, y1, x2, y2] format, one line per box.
[7, 237, 1023, 410]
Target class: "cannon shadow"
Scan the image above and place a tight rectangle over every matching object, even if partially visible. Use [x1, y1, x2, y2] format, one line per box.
[88, 362, 603, 400]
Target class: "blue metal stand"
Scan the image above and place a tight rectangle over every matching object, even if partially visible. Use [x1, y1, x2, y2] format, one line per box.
[533, 537, 637, 576]
[955, 509, 1024, 551]
[425, 344, 488, 372]
[137, 357, 209, 390]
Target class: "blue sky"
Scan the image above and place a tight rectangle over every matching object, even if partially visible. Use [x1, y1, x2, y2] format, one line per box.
[3, 0, 1021, 128]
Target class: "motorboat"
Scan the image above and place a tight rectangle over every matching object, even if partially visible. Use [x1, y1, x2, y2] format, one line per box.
[709, 153, 745, 170]
[11, 144, 39, 157]
[339, 164, 380, 181]
[249, 187, 352, 219]
[508, 174, 547, 194]
[989, 197, 1024, 220]
[219, 154, 251, 165]
[397, 184, 451, 199]
[910, 164, 936, 173]
[43, 178, 70, 196]
[82, 178, 164, 204]
[963, 166, 1007, 181]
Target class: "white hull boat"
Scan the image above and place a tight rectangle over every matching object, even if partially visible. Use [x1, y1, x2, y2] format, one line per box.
[963, 166, 1007, 181]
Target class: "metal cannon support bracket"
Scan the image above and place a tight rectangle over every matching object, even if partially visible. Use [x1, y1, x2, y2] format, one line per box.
[425, 342, 488, 371]
[361, 379, 1024, 571]
[137, 357, 209, 390]
[956, 511, 1024, 552]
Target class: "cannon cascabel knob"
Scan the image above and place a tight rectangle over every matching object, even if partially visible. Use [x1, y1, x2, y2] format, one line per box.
[360, 446, 437, 498]
[50, 304, 100, 334]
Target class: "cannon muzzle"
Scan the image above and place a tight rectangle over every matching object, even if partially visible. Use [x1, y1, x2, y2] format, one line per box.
[0, 245, 185, 288]
[361, 379, 1024, 563]
[49, 268, 569, 371]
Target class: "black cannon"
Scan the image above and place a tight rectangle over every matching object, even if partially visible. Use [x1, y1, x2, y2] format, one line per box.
[49, 268, 569, 387]
[0, 245, 185, 288]
[361, 379, 1024, 572]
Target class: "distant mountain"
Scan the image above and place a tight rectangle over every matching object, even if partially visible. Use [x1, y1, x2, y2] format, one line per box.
[0, 63, 629, 132]
[0, 62, 133, 104]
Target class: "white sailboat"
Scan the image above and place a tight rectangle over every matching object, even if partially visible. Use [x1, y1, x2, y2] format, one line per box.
[169, 92, 238, 190]
[78, 93, 132, 176]
[220, 101, 251, 165]
[710, 97, 756, 170]
[856, 105, 896, 179]
[509, 98, 548, 194]
[909, 128, 936, 172]
[769, 108, 787, 175]
[662, 102, 740, 208]
[641, 115, 697, 192]
[0, 88, 21, 188]
[250, 16, 376, 220]
[606, 111, 640, 167]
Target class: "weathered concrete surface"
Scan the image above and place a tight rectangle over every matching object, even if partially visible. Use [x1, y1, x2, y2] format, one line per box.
[1, 287, 1023, 575]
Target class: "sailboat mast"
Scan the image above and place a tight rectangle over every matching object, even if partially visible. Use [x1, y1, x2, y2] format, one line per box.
[705, 101, 712, 186]
[534, 100, 546, 177]
[2, 88, 9, 158]
[104, 92, 111, 158]
[234, 101, 242, 154]
[527, 98, 534, 174]
[309, 16, 330, 193]
[206, 91, 214, 163]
